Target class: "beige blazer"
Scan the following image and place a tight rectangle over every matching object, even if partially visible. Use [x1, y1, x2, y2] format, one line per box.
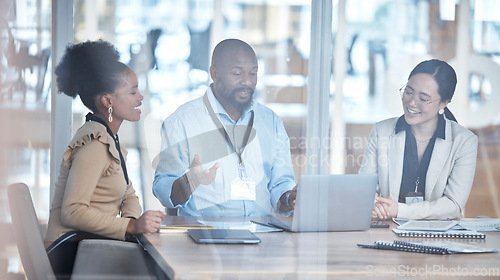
[45, 122, 142, 247]
[359, 116, 478, 219]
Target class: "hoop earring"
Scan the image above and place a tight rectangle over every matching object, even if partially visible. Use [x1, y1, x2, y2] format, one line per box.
[438, 108, 444, 115]
[108, 107, 113, 122]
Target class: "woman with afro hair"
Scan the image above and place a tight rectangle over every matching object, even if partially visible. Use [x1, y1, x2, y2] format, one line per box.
[44, 40, 165, 278]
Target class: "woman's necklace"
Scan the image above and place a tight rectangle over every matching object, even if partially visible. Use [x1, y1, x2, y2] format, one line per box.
[415, 137, 432, 144]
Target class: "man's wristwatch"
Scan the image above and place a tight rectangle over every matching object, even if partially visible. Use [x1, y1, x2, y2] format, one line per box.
[183, 173, 194, 192]
[284, 191, 292, 207]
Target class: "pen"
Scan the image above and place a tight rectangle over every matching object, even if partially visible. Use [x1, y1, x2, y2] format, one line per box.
[250, 220, 272, 227]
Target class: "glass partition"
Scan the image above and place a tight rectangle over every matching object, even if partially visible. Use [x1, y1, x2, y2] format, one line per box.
[1, 0, 52, 220]
[1, 0, 499, 222]
[71, 0, 312, 211]
[338, 0, 500, 217]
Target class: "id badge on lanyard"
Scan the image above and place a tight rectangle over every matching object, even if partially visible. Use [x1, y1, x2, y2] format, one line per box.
[405, 177, 423, 205]
[230, 162, 256, 201]
[203, 92, 256, 201]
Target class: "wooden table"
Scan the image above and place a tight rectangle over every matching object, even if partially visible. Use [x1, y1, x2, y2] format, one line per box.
[139, 217, 500, 279]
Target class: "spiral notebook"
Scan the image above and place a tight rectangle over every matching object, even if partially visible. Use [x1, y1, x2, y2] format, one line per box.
[358, 240, 498, 255]
[392, 228, 486, 239]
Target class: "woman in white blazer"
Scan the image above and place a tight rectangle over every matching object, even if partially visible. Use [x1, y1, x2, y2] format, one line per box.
[359, 59, 478, 220]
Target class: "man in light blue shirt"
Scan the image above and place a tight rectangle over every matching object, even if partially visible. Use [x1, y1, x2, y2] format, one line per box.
[153, 39, 296, 216]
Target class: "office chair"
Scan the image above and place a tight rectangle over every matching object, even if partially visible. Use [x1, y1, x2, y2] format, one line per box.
[8, 183, 157, 280]
[72, 239, 156, 280]
[8, 183, 56, 280]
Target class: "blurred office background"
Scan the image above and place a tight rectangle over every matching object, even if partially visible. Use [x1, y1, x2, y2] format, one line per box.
[1, 0, 500, 277]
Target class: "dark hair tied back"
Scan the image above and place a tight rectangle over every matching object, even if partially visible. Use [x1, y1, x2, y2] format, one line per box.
[409, 59, 458, 122]
[55, 40, 128, 112]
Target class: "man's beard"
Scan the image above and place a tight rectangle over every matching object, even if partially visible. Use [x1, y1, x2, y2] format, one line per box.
[228, 86, 254, 112]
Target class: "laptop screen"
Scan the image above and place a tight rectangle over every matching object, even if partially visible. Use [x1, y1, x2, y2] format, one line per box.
[291, 174, 378, 232]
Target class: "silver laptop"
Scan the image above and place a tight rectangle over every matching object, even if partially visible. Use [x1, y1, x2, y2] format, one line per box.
[269, 174, 378, 232]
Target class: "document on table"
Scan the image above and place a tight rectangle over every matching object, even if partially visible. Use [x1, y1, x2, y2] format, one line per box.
[458, 219, 500, 232]
[392, 218, 500, 232]
[197, 220, 283, 233]
[160, 224, 214, 233]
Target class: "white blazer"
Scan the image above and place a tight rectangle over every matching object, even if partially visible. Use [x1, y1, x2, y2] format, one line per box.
[359, 116, 478, 219]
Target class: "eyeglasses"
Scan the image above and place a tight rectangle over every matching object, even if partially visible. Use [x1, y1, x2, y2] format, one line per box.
[399, 84, 441, 107]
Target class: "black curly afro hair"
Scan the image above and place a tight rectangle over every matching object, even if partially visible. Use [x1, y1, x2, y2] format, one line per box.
[55, 40, 129, 113]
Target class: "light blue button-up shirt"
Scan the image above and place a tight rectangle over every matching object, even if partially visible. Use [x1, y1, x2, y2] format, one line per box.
[153, 87, 296, 216]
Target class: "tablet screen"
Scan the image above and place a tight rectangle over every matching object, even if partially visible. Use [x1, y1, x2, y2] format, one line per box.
[188, 229, 261, 244]
[397, 220, 459, 232]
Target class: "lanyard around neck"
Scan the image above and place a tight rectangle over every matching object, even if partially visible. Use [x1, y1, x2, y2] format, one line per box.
[85, 113, 129, 185]
[203, 93, 254, 167]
